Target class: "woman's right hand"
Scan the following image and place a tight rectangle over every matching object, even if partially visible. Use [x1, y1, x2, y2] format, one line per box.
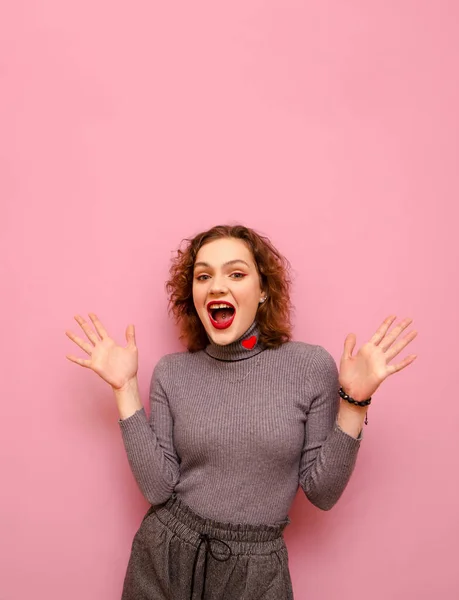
[65, 313, 138, 390]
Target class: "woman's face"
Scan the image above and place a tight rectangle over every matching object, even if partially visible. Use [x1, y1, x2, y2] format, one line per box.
[192, 237, 265, 346]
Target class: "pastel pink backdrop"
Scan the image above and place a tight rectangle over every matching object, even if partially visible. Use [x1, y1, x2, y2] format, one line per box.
[1, 1, 458, 598]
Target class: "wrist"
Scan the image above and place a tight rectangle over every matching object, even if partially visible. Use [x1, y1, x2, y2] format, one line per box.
[113, 377, 143, 420]
[113, 376, 138, 394]
[339, 397, 368, 416]
[337, 399, 367, 438]
[340, 385, 371, 403]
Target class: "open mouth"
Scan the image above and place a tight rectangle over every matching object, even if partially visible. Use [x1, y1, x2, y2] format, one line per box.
[207, 301, 236, 330]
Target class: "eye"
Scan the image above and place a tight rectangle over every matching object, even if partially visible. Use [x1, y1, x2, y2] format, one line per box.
[230, 272, 246, 279]
[195, 274, 210, 281]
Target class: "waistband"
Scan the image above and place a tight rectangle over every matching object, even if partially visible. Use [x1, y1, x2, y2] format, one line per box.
[149, 494, 290, 600]
[150, 493, 290, 556]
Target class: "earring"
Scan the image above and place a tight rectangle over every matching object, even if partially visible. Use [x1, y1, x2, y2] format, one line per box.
[259, 297, 266, 304]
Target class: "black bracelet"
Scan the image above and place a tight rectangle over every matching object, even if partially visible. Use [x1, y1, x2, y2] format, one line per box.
[339, 387, 371, 425]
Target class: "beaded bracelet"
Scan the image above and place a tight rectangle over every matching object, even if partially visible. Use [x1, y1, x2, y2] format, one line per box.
[339, 387, 371, 425]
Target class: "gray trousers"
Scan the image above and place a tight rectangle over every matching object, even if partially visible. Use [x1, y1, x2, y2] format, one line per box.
[121, 493, 294, 600]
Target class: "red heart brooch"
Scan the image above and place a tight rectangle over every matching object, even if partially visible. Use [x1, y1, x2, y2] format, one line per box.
[241, 335, 257, 350]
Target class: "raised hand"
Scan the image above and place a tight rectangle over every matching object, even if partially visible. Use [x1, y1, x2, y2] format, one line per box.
[339, 315, 418, 402]
[65, 313, 138, 390]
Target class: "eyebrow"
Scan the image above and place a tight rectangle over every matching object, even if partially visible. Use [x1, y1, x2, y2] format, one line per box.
[193, 259, 251, 270]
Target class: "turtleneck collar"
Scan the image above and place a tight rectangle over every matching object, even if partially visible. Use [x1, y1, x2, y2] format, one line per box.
[204, 320, 265, 362]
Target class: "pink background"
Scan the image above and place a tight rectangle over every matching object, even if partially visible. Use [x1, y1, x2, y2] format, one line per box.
[1, 1, 458, 598]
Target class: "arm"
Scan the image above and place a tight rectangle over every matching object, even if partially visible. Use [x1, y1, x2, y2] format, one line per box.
[117, 356, 180, 505]
[299, 346, 362, 511]
[337, 399, 368, 438]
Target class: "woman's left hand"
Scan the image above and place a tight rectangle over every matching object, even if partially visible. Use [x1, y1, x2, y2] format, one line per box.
[339, 315, 418, 402]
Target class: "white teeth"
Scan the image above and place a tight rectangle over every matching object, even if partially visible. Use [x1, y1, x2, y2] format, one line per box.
[208, 303, 233, 310]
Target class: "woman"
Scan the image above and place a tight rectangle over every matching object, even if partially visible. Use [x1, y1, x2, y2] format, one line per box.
[65, 224, 418, 599]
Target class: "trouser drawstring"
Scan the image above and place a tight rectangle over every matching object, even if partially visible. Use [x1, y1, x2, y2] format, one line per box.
[190, 533, 232, 600]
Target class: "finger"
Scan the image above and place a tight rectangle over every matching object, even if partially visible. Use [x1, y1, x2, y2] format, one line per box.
[385, 330, 418, 362]
[88, 313, 108, 339]
[380, 317, 414, 352]
[65, 330, 93, 355]
[386, 354, 417, 375]
[74, 315, 99, 345]
[126, 324, 136, 348]
[343, 333, 356, 359]
[66, 354, 92, 367]
[370, 315, 397, 345]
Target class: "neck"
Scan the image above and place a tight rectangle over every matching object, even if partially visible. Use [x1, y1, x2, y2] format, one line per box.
[204, 320, 265, 362]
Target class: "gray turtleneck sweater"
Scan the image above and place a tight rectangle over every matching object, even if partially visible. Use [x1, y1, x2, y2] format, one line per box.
[118, 321, 363, 525]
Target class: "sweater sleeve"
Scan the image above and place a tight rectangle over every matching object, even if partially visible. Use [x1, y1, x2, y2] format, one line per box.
[299, 345, 362, 511]
[118, 355, 180, 505]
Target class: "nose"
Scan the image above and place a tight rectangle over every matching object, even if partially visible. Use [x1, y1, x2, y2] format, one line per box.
[209, 273, 228, 296]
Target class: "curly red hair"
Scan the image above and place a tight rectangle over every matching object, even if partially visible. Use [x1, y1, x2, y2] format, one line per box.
[165, 224, 293, 352]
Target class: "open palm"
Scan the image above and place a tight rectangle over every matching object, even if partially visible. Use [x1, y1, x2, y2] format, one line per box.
[339, 315, 418, 402]
[65, 313, 138, 390]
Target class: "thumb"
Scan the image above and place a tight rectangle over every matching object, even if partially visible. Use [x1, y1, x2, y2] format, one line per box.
[343, 333, 356, 360]
[126, 324, 136, 348]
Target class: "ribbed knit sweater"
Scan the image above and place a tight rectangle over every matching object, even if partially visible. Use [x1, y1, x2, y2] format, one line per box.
[119, 321, 363, 525]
